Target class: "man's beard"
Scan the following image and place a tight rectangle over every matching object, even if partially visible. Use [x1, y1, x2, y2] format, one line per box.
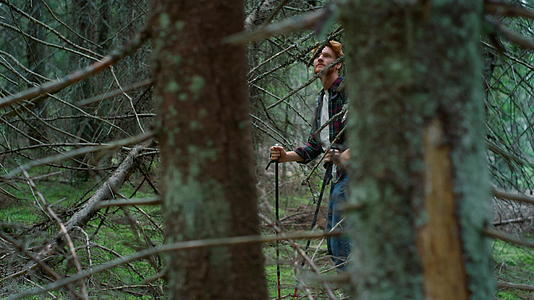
[315, 65, 336, 76]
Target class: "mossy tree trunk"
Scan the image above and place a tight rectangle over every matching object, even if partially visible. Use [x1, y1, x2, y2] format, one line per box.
[341, 1, 494, 299]
[152, 1, 268, 299]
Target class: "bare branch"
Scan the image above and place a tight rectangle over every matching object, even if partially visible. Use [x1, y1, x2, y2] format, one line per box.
[4, 131, 154, 178]
[63, 142, 151, 231]
[487, 140, 534, 170]
[484, 227, 534, 248]
[0, 0, 103, 59]
[78, 79, 152, 106]
[97, 197, 161, 208]
[225, 9, 326, 44]
[493, 186, 534, 205]
[0, 24, 151, 110]
[493, 215, 534, 226]
[486, 17, 534, 50]
[485, 0, 534, 19]
[497, 281, 534, 292]
[22, 170, 89, 299]
[9, 230, 341, 300]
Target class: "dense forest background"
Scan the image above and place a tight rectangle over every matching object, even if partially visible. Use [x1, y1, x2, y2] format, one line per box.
[0, 0, 532, 299]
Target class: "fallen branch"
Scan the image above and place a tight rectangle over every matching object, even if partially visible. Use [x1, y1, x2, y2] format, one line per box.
[64, 142, 151, 231]
[22, 170, 89, 299]
[9, 230, 341, 300]
[97, 197, 161, 208]
[16, 141, 152, 281]
[497, 281, 534, 292]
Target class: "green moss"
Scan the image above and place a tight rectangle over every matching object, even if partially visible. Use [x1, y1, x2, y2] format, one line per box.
[158, 13, 170, 28]
[175, 21, 185, 31]
[190, 120, 201, 130]
[165, 81, 180, 93]
[189, 75, 205, 99]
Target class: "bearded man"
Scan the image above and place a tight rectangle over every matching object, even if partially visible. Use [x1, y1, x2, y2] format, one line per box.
[270, 40, 351, 270]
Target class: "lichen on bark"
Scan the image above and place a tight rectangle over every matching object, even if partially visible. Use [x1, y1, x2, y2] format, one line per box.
[341, 1, 494, 299]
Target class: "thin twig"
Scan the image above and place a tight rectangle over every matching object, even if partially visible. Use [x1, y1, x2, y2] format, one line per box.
[0, 23, 151, 109]
[22, 170, 89, 300]
[4, 131, 153, 178]
[9, 230, 341, 300]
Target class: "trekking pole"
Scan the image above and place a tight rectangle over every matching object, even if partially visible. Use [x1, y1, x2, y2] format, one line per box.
[266, 157, 281, 300]
[292, 162, 333, 299]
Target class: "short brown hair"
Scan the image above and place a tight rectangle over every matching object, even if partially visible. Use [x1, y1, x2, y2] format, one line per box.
[312, 40, 344, 60]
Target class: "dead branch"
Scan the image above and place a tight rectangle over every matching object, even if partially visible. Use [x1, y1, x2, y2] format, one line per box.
[245, 0, 280, 29]
[485, 17, 534, 50]
[259, 213, 337, 300]
[0, 23, 151, 110]
[22, 170, 89, 299]
[487, 140, 534, 170]
[497, 281, 534, 292]
[493, 216, 534, 226]
[64, 142, 151, 231]
[225, 9, 326, 44]
[493, 186, 534, 205]
[484, 227, 534, 248]
[78, 79, 152, 106]
[0, 0, 102, 59]
[9, 230, 341, 300]
[97, 197, 161, 208]
[0, 21, 99, 61]
[0, 231, 83, 299]
[4, 131, 153, 178]
[484, 0, 534, 19]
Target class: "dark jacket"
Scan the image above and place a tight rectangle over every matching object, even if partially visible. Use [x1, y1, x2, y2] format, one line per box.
[295, 77, 347, 164]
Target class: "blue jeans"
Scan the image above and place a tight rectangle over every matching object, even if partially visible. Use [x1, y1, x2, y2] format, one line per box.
[326, 175, 351, 270]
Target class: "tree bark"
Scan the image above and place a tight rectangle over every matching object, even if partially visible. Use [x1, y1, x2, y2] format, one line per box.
[341, 1, 494, 299]
[25, 0, 47, 145]
[152, 1, 268, 299]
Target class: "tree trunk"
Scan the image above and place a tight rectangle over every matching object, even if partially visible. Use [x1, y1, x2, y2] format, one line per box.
[152, 1, 268, 299]
[341, 1, 494, 299]
[26, 0, 47, 145]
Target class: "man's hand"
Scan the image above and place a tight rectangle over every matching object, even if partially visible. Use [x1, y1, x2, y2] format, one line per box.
[325, 149, 350, 166]
[270, 145, 288, 162]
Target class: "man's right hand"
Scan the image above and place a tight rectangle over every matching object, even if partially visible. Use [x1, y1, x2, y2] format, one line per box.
[270, 145, 288, 162]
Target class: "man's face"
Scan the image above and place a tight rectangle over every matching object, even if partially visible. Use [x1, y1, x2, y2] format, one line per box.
[313, 46, 339, 75]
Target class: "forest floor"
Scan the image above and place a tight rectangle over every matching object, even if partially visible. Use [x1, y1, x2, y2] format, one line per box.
[0, 174, 532, 299]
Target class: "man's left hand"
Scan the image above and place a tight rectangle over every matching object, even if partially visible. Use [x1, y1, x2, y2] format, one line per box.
[325, 149, 350, 167]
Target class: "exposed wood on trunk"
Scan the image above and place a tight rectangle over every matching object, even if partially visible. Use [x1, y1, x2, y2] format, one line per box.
[417, 118, 468, 300]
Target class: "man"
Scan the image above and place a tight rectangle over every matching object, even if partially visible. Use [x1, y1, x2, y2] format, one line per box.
[270, 40, 350, 270]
